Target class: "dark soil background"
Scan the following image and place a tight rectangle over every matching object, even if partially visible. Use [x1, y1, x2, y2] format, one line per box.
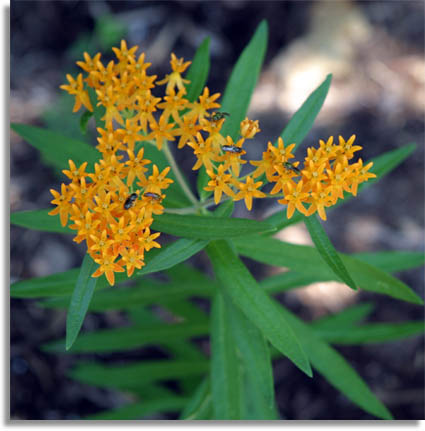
[10, 0, 424, 420]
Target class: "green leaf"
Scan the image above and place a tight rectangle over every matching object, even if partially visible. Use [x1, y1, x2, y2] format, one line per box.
[41, 277, 214, 312]
[70, 360, 209, 391]
[196, 166, 210, 201]
[65, 254, 98, 350]
[317, 321, 425, 345]
[124, 304, 206, 380]
[206, 240, 312, 377]
[94, 14, 126, 51]
[152, 213, 275, 239]
[220, 20, 268, 140]
[87, 87, 105, 129]
[354, 251, 425, 273]
[277, 304, 393, 419]
[180, 378, 212, 420]
[304, 215, 357, 290]
[10, 268, 81, 298]
[311, 303, 374, 331]
[281, 74, 332, 150]
[44, 321, 209, 353]
[362, 143, 417, 190]
[225, 295, 277, 419]
[11, 209, 73, 234]
[161, 298, 209, 325]
[213, 199, 234, 217]
[260, 271, 319, 295]
[86, 398, 188, 420]
[210, 292, 243, 419]
[234, 236, 423, 304]
[43, 92, 90, 142]
[79, 110, 93, 134]
[137, 238, 209, 277]
[263, 210, 304, 233]
[10, 123, 100, 170]
[185, 37, 211, 103]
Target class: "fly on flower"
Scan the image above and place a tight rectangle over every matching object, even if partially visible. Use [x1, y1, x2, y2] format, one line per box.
[143, 192, 162, 201]
[123, 192, 138, 209]
[283, 161, 301, 174]
[211, 111, 230, 122]
[222, 145, 243, 154]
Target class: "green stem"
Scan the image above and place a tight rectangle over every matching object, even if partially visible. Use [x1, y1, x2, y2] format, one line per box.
[162, 141, 199, 207]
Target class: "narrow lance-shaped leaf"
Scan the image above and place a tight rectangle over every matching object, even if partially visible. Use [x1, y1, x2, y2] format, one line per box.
[137, 238, 209, 277]
[87, 87, 105, 129]
[10, 268, 81, 298]
[185, 37, 211, 103]
[11, 123, 100, 170]
[69, 360, 209, 391]
[220, 20, 268, 140]
[65, 254, 98, 350]
[234, 236, 423, 305]
[255, 74, 332, 188]
[311, 303, 374, 331]
[151, 213, 275, 239]
[180, 378, 212, 420]
[317, 321, 425, 345]
[213, 199, 234, 218]
[281, 74, 332, 150]
[43, 321, 209, 354]
[11, 209, 73, 234]
[79, 110, 94, 134]
[86, 398, 188, 421]
[225, 295, 277, 419]
[360, 143, 417, 189]
[354, 250, 425, 273]
[277, 303, 393, 419]
[41, 278, 213, 312]
[210, 292, 243, 420]
[206, 240, 312, 377]
[304, 215, 357, 290]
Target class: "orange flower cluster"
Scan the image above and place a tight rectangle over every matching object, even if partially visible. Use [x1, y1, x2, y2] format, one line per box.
[60, 40, 225, 151]
[55, 40, 376, 287]
[49, 155, 172, 285]
[251, 135, 376, 220]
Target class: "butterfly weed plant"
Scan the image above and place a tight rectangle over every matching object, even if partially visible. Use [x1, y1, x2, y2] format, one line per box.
[11, 21, 425, 420]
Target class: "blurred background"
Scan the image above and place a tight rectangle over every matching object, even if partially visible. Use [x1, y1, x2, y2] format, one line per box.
[10, 0, 424, 420]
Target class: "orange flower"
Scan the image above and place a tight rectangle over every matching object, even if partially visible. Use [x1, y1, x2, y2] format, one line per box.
[278, 180, 310, 219]
[156, 53, 191, 94]
[188, 133, 219, 172]
[49, 183, 73, 226]
[148, 114, 176, 150]
[92, 250, 125, 286]
[60, 73, 92, 112]
[234, 176, 266, 211]
[204, 165, 236, 204]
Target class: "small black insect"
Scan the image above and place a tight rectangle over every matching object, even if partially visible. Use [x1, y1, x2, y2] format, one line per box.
[144, 192, 162, 201]
[124, 193, 138, 209]
[222, 145, 243, 154]
[284, 162, 301, 174]
[211, 111, 230, 122]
